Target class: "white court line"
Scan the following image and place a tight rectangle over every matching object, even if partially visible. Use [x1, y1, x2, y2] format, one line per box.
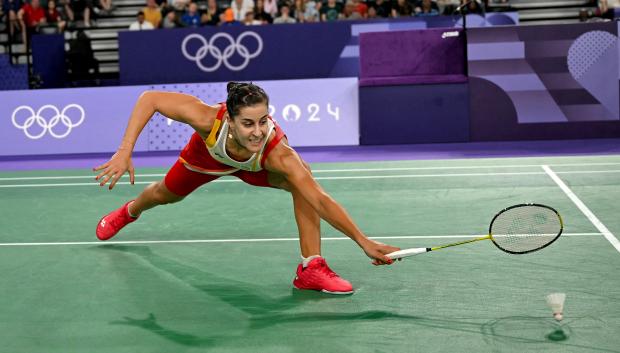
[2, 170, 620, 188]
[0, 171, 548, 188]
[2, 161, 620, 181]
[0, 233, 601, 247]
[542, 165, 620, 253]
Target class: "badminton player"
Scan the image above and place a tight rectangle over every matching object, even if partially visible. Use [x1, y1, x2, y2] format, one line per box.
[94, 82, 400, 294]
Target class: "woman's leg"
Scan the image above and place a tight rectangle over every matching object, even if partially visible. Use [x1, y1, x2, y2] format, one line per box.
[266, 164, 320, 258]
[291, 188, 321, 257]
[127, 180, 184, 217]
[242, 166, 353, 294]
[128, 160, 219, 216]
[96, 161, 218, 240]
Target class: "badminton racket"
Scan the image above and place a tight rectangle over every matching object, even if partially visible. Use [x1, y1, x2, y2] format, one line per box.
[387, 203, 563, 260]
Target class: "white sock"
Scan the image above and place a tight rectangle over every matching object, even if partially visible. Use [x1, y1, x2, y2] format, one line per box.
[302, 255, 322, 268]
[127, 201, 139, 218]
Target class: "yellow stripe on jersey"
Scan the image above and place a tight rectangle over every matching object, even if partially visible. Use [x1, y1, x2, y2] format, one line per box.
[205, 119, 222, 148]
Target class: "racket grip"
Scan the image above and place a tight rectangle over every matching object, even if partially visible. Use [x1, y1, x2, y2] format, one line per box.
[386, 247, 430, 259]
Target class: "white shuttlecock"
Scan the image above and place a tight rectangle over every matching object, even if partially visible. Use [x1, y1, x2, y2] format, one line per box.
[546, 293, 566, 321]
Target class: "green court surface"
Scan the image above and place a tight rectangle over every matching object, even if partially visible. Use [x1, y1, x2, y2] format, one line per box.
[1, 155, 619, 353]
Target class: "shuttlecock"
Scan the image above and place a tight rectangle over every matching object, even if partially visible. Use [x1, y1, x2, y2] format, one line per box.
[546, 293, 566, 321]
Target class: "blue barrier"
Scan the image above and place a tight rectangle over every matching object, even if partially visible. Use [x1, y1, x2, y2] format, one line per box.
[0, 54, 28, 91]
[119, 13, 518, 85]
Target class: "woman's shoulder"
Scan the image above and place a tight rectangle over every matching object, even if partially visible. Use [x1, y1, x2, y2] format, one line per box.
[192, 102, 225, 137]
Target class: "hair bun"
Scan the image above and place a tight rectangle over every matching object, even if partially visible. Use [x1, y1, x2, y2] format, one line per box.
[227, 81, 253, 94]
[225, 82, 269, 118]
[226, 82, 238, 93]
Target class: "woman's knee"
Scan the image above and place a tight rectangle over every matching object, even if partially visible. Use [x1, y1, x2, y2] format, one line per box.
[150, 181, 184, 205]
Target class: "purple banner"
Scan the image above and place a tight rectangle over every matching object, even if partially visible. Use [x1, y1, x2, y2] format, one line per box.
[468, 22, 619, 124]
[0, 78, 359, 157]
[467, 22, 620, 140]
[119, 14, 517, 85]
[0, 86, 148, 156]
[145, 78, 358, 150]
[359, 27, 466, 86]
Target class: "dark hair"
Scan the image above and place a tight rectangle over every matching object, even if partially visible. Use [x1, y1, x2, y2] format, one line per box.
[225, 82, 269, 118]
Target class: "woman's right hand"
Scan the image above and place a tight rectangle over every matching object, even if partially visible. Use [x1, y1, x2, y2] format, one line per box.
[93, 149, 135, 190]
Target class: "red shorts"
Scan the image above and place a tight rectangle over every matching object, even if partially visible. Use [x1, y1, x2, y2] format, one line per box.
[163, 133, 275, 196]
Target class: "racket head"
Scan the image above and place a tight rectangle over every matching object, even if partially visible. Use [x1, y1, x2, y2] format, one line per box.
[488, 203, 563, 254]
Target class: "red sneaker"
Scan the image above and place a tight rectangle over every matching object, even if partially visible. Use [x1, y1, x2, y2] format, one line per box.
[293, 257, 354, 295]
[96, 201, 138, 241]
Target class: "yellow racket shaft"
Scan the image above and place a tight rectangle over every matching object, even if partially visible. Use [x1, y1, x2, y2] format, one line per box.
[386, 235, 492, 260]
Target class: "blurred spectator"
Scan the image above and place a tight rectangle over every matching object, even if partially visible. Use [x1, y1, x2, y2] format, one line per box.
[142, 0, 161, 27]
[391, 0, 412, 17]
[161, 9, 178, 27]
[45, 0, 66, 31]
[290, 0, 321, 22]
[3, 0, 23, 42]
[65, 0, 93, 27]
[243, 8, 261, 23]
[273, 3, 295, 23]
[129, 10, 154, 29]
[220, 6, 235, 24]
[369, 0, 390, 17]
[171, 0, 189, 11]
[253, 0, 273, 23]
[67, 29, 98, 81]
[292, 0, 304, 22]
[230, 0, 254, 21]
[263, 0, 276, 17]
[201, 0, 221, 25]
[352, 0, 367, 17]
[181, 1, 200, 26]
[302, 0, 319, 22]
[436, 0, 458, 14]
[594, 0, 615, 19]
[414, 0, 439, 16]
[341, 0, 361, 19]
[460, 0, 483, 14]
[320, 0, 342, 21]
[98, 0, 112, 13]
[578, 7, 589, 21]
[18, 0, 46, 44]
[366, 3, 377, 17]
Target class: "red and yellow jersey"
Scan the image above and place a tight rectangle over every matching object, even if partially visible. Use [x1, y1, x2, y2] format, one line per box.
[178, 104, 285, 176]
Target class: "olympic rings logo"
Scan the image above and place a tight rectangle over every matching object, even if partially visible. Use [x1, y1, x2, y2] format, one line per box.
[11, 104, 85, 139]
[181, 31, 263, 72]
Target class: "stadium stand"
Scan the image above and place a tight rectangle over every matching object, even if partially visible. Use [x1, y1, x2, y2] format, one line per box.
[0, 0, 608, 87]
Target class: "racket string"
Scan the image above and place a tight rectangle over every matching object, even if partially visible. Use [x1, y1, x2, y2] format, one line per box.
[490, 205, 562, 254]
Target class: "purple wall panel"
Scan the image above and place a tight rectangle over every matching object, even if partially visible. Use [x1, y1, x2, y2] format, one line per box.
[1, 86, 149, 156]
[359, 28, 466, 86]
[359, 83, 469, 145]
[0, 78, 359, 157]
[119, 14, 517, 85]
[143, 78, 359, 151]
[468, 22, 620, 140]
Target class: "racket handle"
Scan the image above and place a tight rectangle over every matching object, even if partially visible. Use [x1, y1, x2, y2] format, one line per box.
[386, 247, 430, 260]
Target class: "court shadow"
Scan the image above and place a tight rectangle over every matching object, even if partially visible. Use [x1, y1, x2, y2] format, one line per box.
[97, 245, 523, 349]
[481, 316, 618, 352]
[98, 244, 311, 315]
[546, 328, 569, 342]
[110, 313, 220, 348]
[481, 316, 571, 344]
